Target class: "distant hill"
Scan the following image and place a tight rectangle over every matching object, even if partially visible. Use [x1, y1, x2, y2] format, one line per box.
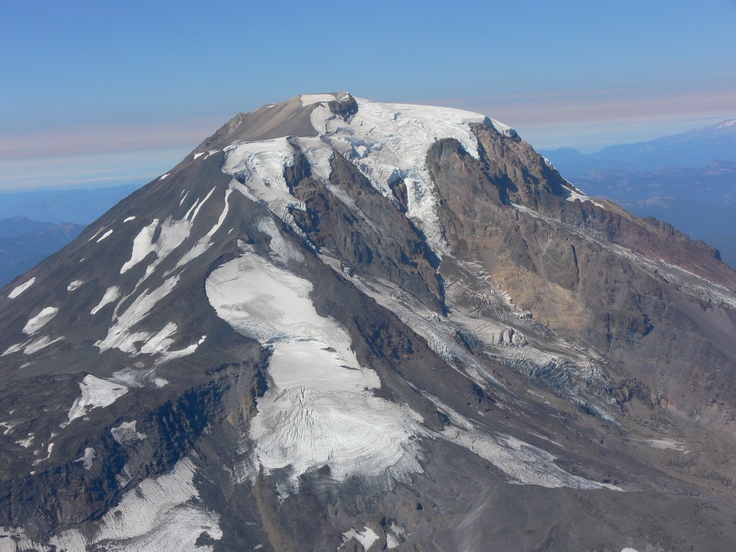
[0, 185, 142, 287]
[542, 119, 736, 176]
[0, 184, 141, 225]
[0, 217, 84, 286]
[542, 121, 736, 268]
[0, 216, 57, 238]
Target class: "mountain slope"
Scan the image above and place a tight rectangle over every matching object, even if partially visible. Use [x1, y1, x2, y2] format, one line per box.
[1, 93, 736, 551]
[541, 130, 736, 270]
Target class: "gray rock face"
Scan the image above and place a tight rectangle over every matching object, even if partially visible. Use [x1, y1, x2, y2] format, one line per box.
[1, 93, 736, 551]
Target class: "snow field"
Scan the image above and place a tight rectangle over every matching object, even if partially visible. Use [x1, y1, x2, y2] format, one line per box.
[121, 219, 159, 274]
[222, 137, 304, 223]
[205, 252, 424, 489]
[50, 458, 222, 551]
[299, 93, 338, 106]
[256, 216, 304, 264]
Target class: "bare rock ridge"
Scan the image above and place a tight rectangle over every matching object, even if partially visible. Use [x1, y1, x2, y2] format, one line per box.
[1, 93, 736, 551]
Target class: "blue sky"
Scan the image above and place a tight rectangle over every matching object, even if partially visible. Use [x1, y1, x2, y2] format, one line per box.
[1, 1, 735, 190]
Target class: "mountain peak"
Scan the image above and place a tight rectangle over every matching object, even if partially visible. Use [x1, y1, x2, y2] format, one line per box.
[715, 118, 736, 130]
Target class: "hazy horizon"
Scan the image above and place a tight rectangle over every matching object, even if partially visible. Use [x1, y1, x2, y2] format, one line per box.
[2, 1, 735, 191]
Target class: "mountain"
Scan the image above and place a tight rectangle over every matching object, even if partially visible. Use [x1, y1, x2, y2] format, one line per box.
[1, 93, 736, 551]
[0, 216, 58, 238]
[0, 185, 141, 225]
[541, 123, 736, 269]
[0, 218, 85, 287]
[542, 119, 736, 177]
[593, 119, 736, 170]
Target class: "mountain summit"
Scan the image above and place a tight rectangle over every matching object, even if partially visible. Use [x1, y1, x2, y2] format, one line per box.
[2, 93, 736, 551]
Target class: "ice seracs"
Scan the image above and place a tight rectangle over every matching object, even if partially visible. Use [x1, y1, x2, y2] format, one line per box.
[311, 97, 488, 256]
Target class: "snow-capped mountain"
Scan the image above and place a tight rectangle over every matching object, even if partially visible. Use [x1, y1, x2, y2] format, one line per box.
[1, 93, 736, 551]
[542, 118, 736, 176]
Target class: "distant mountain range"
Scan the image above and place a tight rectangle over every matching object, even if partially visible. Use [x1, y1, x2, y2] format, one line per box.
[542, 120, 736, 268]
[0, 184, 140, 225]
[0, 184, 140, 287]
[542, 119, 736, 176]
[0, 217, 84, 287]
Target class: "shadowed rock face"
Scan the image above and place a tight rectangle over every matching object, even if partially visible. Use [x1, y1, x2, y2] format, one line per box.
[1, 93, 735, 551]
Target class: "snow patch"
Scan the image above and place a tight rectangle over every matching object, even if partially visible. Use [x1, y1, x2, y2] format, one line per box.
[23, 335, 64, 355]
[385, 522, 407, 549]
[22, 307, 58, 335]
[75, 447, 96, 470]
[641, 438, 685, 451]
[0, 421, 16, 435]
[67, 280, 84, 291]
[8, 277, 35, 299]
[17, 434, 34, 448]
[66, 375, 129, 423]
[341, 526, 379, 550]
[565, 185, 606, 209]
[222, 137, 302, 222]
[96, 228, 114, 242]
[206, 188, 233, 238]
[159, 173, 170, 180]
[124, 216, 136, 222]
[111, 421, 147, 445]
[31, 442, 54, 466]
[119, 215, 193, 283]
[96, 275, 180, 355]
[256, 217, 304, 264]
[111, 367, 168, 389]
[187, 186, 216, 223]
[156, 335, 206, 365]
[300, 93, 337, 106]
[121, 219, 159, 274]
[3, 335, 65, 356]
[428, 395, 621, 490]
[91, 286, 121, 315]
